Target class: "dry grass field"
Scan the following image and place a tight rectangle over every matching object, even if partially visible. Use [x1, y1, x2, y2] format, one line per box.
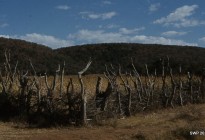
[0, 103, 205, 140]
[1, 57, 205, 140]
[47, 74, 189, 96]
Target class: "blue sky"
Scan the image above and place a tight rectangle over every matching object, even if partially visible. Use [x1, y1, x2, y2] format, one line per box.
[0, 0, 205, 49]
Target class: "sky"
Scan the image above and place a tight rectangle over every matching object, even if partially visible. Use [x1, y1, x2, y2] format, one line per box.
[0, 0, 205, 49]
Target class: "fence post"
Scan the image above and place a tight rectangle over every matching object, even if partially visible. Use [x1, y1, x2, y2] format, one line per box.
[78, 58, 92, 125]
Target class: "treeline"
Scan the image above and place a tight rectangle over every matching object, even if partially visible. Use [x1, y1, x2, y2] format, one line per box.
[0, 37, 205, 75]
[0, 37, 55, 74]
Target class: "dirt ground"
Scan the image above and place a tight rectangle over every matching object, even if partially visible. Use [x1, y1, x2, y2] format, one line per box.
[0, 104, 205, 140]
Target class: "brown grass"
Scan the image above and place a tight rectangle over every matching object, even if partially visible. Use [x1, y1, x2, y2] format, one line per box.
[0, 74, 204, 139]
[0, 103, 204, 140]
[7, 74, 200, 98]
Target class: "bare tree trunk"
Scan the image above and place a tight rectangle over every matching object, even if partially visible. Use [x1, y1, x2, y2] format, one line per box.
[169, 68, 176, 108]
[131, 59, 143, 102]
[29, 60, 41, 110]
[0, 51, 18, 95]
[144, 65, 156, 107]
[187, 72, 193, 103]
[178, 66, 183, 106]
[60, 62, 65, 97]
[78, 59, 92, 125]
[102, 64, 118, 111]
[78, 74, 87, 125]
[119, 66, 131, 116]
[95, 76, 102, 96]
[95, 76, 103, 110]
[201, 69, 205, 102]
[116, 86, 122, 115]
[161, 59, 169, 107]
[44, 65, 60, 113]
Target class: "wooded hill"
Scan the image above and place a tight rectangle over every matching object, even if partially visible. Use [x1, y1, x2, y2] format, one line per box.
[0, 37, 205, 75]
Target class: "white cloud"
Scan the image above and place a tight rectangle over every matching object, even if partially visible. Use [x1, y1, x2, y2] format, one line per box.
[68, 29, 127, 43]
[69, 29, 197, 46]
[199, 37, 205, 42]
[56, 5, 70, 10]
[80, 11, 117, 20]
[0, 35, 10, 38]
[0, 30, 198, 49]
[130, 35, 197, 46]
[98, 24, 119, 29]
[102, 1, 112, 5]
[119, 27, 145, 34]
[199, 37, 205, 47]
[154, 5, 198, 23]
[149, 3, 160, 12]
[0, 23, 9, 28]
[154, 5, 205, 27]
[19, 33, 74, 48]
[0, 33, 74, 49]
[106, 24, 119, 29]
[162, 31, 187, 37]
[102, 12, 116, 19]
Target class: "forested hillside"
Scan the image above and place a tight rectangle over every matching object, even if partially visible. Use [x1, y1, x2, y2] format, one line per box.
[0, 37, 55, 74]
[0, 37, 205, 74]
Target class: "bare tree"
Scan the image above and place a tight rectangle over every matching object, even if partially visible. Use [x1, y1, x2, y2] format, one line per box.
[0, 51, 18, 95]
[78, 58, 92, 125]
[118, 65, 132, 116]
[59, 61, 65, 97]
[178, 66, 184, 106]
[187, 72, 193, 103]
[201, 68, 205, 102]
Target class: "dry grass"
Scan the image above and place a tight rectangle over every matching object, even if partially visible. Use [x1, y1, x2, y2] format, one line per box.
[4, 74, 200, 98]
[0, 74, 204, 139]
[0, 103, 205, 140]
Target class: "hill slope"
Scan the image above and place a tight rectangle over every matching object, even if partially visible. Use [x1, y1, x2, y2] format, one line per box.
[0, 37, 56, 74]
[55, 43, 205, 74]
[0, 37, 205, 74]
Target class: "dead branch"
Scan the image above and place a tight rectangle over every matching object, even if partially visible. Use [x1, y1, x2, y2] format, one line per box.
[78, 58, 92, 125]
[119, 65, 131, 116]
[60, 61, 65, 97]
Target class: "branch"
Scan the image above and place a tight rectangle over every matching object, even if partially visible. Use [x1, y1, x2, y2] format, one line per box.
[78, 58, 92, 75]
